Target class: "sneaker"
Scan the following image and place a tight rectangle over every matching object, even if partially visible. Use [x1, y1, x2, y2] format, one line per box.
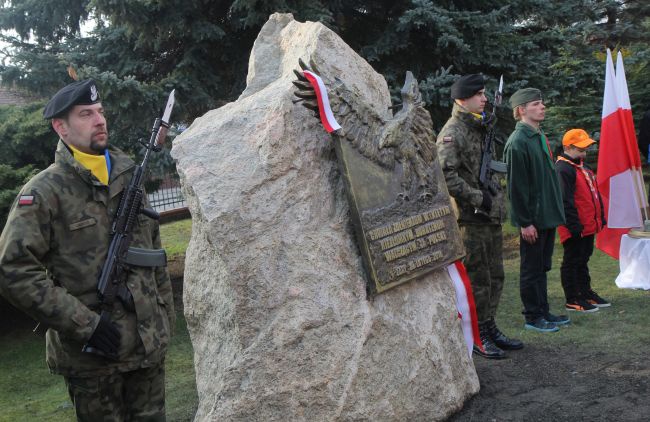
[524, 318, 559, 333]
[566, 299, 599, 313]
[545, 313, 571, 325]
[586, 290, 611, 308]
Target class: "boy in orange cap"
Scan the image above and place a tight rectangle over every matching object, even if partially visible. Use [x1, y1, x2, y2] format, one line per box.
[555, 129, 611, 312]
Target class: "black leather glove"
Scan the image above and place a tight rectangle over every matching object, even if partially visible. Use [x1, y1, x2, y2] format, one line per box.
[87, 313, 121, 356]
[480, 189, 492, 213]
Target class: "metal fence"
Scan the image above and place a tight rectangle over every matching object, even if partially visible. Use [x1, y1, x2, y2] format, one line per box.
[147, 175, 186, 212]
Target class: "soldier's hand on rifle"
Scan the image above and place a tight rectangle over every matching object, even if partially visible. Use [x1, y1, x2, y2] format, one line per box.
[480, 188, 492, 213]
[87, 313, 121, 356]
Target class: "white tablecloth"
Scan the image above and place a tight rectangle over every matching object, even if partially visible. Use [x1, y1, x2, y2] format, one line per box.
[615, 234, 650, 290]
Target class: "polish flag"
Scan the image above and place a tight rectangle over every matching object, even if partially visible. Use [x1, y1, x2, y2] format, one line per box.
[302, 70, 341, 133]
[596, 50, 646, 259]
[447, 260, 481, 357]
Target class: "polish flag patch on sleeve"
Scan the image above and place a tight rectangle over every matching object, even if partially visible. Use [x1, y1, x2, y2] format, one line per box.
[18, 195, 35, 206]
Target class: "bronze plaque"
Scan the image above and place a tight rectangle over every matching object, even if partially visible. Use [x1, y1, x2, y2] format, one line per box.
[293, 64, 464, 294]
[334, 135, 464, 294]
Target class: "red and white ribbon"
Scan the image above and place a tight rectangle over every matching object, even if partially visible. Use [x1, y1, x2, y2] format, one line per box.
[447, 260, 482, 357]
[302, 70, 341, 133]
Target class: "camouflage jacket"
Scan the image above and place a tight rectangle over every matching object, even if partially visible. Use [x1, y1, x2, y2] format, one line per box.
[436, 103, 506, 224]
[0, 141, 175, 377]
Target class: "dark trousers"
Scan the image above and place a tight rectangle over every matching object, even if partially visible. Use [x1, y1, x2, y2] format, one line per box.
[519, 228, 556, 323]
[560, 234, 594, 301]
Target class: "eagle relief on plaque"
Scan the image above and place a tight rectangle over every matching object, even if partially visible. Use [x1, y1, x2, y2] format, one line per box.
[293, 59, 464, 294]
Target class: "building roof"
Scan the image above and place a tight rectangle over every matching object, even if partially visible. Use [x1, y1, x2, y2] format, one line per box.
[0, 86, 38, 106]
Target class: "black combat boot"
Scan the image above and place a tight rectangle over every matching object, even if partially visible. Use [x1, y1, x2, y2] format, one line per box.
[486, 318, 524, 350]
[473, 322, 506, 359]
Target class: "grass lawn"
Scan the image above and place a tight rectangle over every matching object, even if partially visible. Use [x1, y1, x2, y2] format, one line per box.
[497, 225, 650, 353]
[161, 218, 193, 259]
[0, 315, 198, 422]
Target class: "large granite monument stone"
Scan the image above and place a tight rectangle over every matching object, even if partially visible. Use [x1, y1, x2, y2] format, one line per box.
[171, 13, 479, 421]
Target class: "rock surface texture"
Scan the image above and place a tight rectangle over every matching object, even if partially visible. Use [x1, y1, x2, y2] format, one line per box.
[171, 12, 479, 422]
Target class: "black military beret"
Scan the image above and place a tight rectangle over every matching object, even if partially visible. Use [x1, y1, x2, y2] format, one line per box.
[450, 74, 485, 100]
[43, 79, 101, 119]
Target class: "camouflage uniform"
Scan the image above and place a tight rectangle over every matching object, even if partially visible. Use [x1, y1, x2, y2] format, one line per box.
[0, 141, 175, 420]
[65, 364, 166, 421]
[437, 103, 506, 323]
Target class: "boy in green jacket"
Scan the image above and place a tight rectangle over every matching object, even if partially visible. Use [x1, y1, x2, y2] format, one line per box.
[504, 88, 569, 332]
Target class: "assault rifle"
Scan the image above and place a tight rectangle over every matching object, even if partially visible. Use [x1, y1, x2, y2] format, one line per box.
[476, 76, 507, 217]
[82, 90, 176, 360]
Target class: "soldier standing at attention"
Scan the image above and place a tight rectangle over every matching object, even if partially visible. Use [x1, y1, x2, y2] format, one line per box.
[437, 74, 523, 359]
[0, 79, 175, 421]
[504, 88, 568, 333]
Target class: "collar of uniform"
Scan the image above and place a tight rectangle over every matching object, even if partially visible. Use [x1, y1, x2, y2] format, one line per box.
[515, 121, 543, 138]
[54, 140, 135, 184]
[452, 102, 483, 128]
[55, 140, 95, 184]
[559, 151, 582, 165]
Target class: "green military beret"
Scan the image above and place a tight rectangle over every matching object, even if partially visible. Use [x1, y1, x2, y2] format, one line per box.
[43, 79, 101, 119]
[509, 88, 542, 108]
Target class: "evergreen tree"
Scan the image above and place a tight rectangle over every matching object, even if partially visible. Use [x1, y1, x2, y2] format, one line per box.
[0, 0, 648, 176]
[542, 1, 650, 144]
[0, 163, 39, 227]
[0, 102, 53, 226]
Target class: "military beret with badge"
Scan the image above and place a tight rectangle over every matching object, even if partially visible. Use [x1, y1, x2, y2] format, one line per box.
[43, 79, 101, 119]
[450, 74, 485, 100]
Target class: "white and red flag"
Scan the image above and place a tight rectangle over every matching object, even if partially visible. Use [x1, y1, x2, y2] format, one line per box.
[302, 70, 341, 133]
[447, 260, 482, 357]
[596, 50, 647, 259]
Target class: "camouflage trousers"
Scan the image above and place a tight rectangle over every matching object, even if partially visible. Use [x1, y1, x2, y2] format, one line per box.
[460, 224, 505, 323]
[64, 363, 166, 422]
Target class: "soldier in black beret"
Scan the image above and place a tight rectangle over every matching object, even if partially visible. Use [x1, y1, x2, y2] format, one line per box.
[437, 75, 523, 359]
[44, 79, 109, 157]
[1, 78, 174, 420]
[43, 79, 101, 119]
[450, 74, 486, 100]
